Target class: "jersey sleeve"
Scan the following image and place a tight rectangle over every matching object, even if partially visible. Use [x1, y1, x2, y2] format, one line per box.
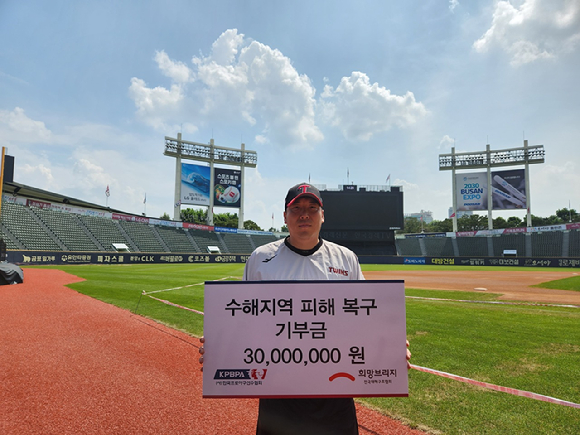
[350, 253, 364, 280]
[243, 251, 257, 281]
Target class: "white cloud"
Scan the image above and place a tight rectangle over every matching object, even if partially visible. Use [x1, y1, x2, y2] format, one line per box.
[72, 158, 111, 189]
[319, 72, 427, 141]
[0, 107, 53, 145]
[154, 50, 193, 83]
[129, 29, 429, 149]
[194, 29, 323, 148]
[129, 29, 322, 148]
[21, 163, 54, 185]
[128, 77, 187, 131]
[255, 134, 268, 144]
[449, 0, 459, 12]
[439, 135, 455, 150]
[474, 0, 580, 66]
[204, 28, 245, 66]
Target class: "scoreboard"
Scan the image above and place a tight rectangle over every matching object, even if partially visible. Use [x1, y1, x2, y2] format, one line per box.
[320, 187, 404, 232]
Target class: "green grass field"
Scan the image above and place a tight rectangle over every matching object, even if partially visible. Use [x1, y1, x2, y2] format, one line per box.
[31, 264, 580, 434]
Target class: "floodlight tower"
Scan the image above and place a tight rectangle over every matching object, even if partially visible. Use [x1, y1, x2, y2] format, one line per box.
[164, 133, 257, 228]
[439, 140, 545, 232]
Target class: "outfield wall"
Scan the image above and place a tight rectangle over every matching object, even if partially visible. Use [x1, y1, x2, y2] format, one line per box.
[8, 250, 579, 268]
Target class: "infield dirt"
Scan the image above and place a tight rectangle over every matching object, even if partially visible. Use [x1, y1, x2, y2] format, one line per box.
[364, 270, 580, 305]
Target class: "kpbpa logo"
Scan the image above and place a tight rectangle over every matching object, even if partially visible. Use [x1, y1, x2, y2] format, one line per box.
[250, 369, 267, 380]
[214, 369, 267, 380]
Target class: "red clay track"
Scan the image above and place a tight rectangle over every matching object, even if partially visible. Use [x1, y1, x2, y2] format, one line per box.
[1, 269, 426, 435]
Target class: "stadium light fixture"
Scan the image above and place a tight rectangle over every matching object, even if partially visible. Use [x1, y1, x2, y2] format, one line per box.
[439, 141, 545, 231]
[164, 134, 258, 226]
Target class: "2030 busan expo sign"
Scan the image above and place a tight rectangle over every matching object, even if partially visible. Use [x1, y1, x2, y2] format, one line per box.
[202, 280, 408, 398]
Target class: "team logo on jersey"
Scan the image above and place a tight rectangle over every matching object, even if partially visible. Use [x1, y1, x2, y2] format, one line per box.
[262, 254, 277, 263]
[328, 266, 349, 276]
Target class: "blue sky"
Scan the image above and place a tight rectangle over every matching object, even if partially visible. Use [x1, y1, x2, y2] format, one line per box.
[1, 0, 579, 230]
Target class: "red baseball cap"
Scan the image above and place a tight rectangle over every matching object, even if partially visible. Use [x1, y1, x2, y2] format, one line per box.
[285, 183, 323, 208]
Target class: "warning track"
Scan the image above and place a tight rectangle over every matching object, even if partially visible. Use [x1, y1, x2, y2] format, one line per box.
[1, 269, 425, 435]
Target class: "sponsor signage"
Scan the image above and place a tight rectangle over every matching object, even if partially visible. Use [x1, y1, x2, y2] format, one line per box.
[214, 226, 238, 233]
[238, 229, 273, 236]
[112, 213, 149, 224]
[182, 222, 214, 231]
[456, 169, 527, 211]
[180, 164, 243, 208]
[503, 227, 527, 234]
[202, 280, 408, 398]
[456, 172, 487, 211]
[6, 251, 580, 268]
[214, 168, 242, 208]
[181, 163, 211, 206]
[404, 257, 426, 265]
[26, 199, 51, 209]
[527, 224, 567, 233]
[8, 252, 251, 266]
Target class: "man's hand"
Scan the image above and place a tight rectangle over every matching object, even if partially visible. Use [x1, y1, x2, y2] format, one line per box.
[198, 336, 205, 372]
[406, 340, 412, 369]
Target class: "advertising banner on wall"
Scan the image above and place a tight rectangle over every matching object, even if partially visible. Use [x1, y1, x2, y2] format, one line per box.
[214, 167, 242, 208]
[181, 163, 211, 206]
[456, 169, 526, 211]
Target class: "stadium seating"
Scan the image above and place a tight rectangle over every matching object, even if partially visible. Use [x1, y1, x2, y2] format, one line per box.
[0, 225, 21, 250]
[78, 215, 134, 252]
[117, 220, 167, 252]
[3, 197, 578, 259]
[155, 226, 200, 252]
[219, 233, 255, 254]
[190, 230, 227, 253]
[530, 231, 564, 257]
[455, 236, 489, 257]
[491, 233, 526, 257]
[251, 234, 278, 249]
[29, 206, 100, 251]
[569, 230, 580, 257]
[395, 238, 422, 256]
[423, 237, 454, 257]
[1, 202, 61, 251]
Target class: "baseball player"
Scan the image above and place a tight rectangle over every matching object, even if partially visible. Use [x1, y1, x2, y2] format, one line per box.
[200, 182, 411, 434]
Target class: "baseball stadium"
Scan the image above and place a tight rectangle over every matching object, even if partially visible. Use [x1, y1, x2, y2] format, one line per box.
[1, 145, 579, 435]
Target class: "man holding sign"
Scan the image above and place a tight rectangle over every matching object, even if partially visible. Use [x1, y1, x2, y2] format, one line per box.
[200, 183, 411, 435]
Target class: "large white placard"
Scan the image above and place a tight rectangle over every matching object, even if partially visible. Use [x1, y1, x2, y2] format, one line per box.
[202, 280, 408, 398]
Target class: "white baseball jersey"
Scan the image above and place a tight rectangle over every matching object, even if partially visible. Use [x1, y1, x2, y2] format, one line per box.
[243, 238, 363, 281]
[246, 237, 363, 435]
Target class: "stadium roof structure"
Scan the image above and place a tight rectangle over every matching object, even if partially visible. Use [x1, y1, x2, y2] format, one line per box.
[2, 181, 129, 215]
